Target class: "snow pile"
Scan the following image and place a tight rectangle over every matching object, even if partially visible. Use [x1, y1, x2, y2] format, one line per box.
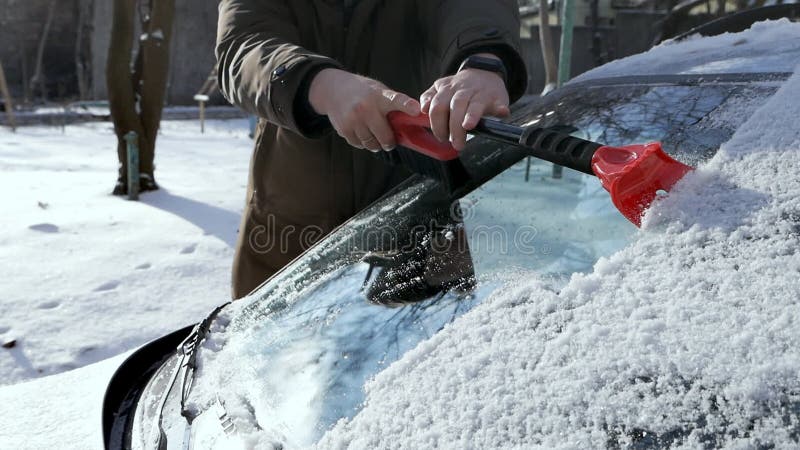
[0, 353, 127, 450]
[315, 68, 800, 447]
[573, 19, 800, 81]
[0, 119, 250, 386]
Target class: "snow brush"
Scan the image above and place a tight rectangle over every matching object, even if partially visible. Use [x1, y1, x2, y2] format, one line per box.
[388, 111, 693, 227]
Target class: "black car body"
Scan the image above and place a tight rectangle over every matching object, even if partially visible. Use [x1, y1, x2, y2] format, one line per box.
[104, 20, 800, 450]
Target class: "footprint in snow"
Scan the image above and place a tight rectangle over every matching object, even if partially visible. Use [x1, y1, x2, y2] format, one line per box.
[181, 243, 198, 254]
[29, 223, 59, 233]
[37, 300, 61, 310]
[135, 262, 152, 270]
[94, 280, 120, 292]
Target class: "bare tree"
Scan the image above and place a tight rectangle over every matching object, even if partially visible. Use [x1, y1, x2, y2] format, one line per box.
[74, 0, 93, 101]
[30, 0, 57, 102]
[107, 0, 176, 193]
[0, 60, 17, 131]
[18, 39, 30, 104]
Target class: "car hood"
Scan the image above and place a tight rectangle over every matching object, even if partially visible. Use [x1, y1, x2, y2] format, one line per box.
[116, 20, 800, 449]
[316, 48, 800, 448]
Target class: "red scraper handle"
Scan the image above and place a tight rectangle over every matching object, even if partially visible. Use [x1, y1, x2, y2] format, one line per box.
[387, 111, 460, 161]
[387, 111, 694, 227]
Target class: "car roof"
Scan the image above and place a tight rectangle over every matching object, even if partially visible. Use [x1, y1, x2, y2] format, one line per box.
[571, 19, 800, 82]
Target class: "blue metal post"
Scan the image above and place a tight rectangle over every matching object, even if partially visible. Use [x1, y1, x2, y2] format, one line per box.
[557, 0, 575, 86]
[124, 131, 140, 201]
[552, 0, 575, 179]
[248, 115, 257, 139]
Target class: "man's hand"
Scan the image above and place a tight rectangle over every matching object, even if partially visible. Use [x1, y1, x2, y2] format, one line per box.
[420, 53, 510, 151]
[309, 68, 421, 152]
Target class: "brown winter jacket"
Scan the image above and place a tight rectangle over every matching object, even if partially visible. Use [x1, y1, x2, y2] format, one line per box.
[217, 0, 528, 298]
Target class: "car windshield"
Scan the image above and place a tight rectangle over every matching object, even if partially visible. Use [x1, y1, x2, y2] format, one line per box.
[173, 76, 780, 448]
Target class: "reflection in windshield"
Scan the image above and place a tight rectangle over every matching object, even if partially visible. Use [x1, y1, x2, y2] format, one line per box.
[519, 83, 775, 166]
[461, 159, 632, 287]
[178, 80, 777, 448]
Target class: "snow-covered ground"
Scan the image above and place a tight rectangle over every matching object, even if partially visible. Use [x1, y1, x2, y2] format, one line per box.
[0, 119, 251, 447]
[0, 353, 127, 450]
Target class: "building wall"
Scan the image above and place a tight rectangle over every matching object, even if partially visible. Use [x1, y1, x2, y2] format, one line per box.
[522, 15, 663, 95]
[0, 0, 219, 105]
[166, 0, 220, 104]
[0, 0, 83, 101]
[91, 0, 220, 104]
[89, 0, 112, 102]
[4, 2, 663, 105]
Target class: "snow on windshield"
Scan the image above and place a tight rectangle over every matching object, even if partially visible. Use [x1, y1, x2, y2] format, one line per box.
[573, 19, 800, 81]
[315, 63, 800, 447]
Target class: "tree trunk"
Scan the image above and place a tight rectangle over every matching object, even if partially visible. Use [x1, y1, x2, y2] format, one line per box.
[0, 61, 18, 131]
[31, 0, 57, 102]
[539, 0, 558, 93]
[75, 0, 93, 101]
[107, 0, 143, 180]
[19, 40, 30, 104]
[107, 0, 175, 181]
[137, 0, 176, 175]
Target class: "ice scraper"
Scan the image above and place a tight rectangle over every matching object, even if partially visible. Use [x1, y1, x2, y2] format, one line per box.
[388, 111, 693, 227]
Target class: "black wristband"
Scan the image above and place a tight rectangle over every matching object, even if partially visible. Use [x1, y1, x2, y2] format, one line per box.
[458, 55, 508, 90]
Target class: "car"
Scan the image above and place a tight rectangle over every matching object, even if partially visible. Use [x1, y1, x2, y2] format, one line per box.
[104, 19, 800, 450]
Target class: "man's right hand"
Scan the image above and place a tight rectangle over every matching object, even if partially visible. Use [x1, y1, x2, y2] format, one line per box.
[308, 68, 421, 152]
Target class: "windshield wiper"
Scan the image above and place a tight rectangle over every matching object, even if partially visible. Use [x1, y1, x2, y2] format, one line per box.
[152, 302, 230, 448]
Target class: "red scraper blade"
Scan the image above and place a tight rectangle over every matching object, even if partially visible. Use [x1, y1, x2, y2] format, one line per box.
[591, 143, 694, 227]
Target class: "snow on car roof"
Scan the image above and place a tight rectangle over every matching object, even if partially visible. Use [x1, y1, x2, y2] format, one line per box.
[573, 19, 800, 81]
[316, 38, 800, 450]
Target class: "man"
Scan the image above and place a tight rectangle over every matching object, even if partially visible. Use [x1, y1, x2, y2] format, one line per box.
[217, 0, 528, 299]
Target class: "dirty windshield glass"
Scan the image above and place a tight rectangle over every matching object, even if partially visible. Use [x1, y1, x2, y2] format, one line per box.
[173, 79, 778, 449]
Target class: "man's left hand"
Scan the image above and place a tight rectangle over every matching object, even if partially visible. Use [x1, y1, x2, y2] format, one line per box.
[420, 54, 510, 151]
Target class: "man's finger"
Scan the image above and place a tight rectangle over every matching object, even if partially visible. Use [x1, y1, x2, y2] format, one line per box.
[489, 101, 511, 118]
[382, 90, 421, 116]
[462, 97, 489, 131]
[449, 91, 474, 151]
[428, 88, 453, 142]
[331, 119, 363, 149]
[366, 113, 397, 151]
[343, 130, 364, 149]
[420, 86, 437, 114]
[355, 124, 381, 152]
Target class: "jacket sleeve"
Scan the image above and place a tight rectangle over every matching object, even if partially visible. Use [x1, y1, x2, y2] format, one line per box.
[417, 0, 528, 103]
[216, 0, 343, 135]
